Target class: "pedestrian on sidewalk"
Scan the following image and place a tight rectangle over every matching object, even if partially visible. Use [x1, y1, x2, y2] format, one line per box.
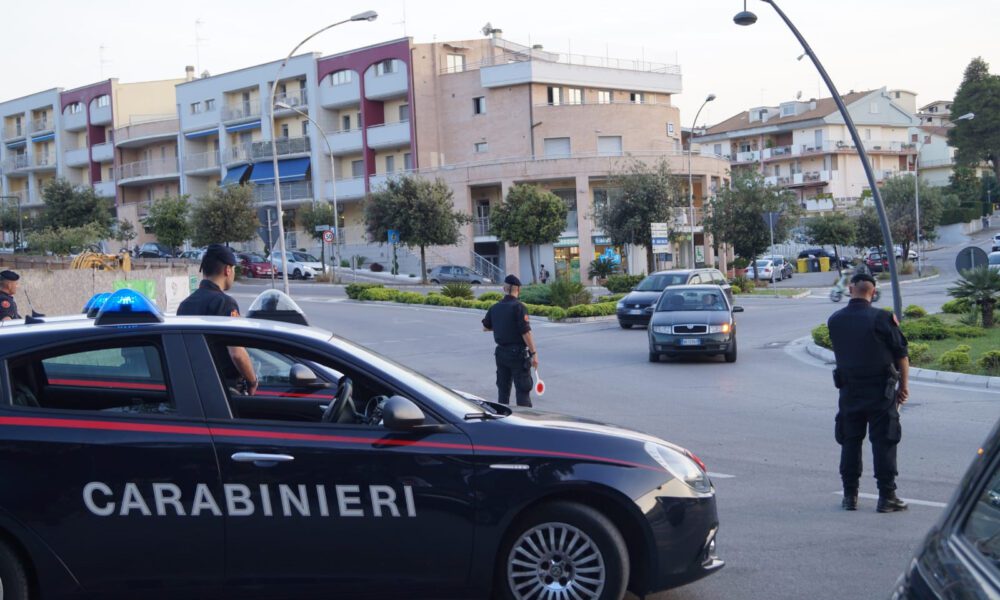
[482, 274, 538, 407]
[539, 265, 550, 284]
[828, 272, 910, 513]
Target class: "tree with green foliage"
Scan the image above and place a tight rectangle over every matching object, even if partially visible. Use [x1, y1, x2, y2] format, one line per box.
[144, 196, 191, 251]
[0, 205, 20, 249]
[805, 212, 855, 273]
[853, 207, 884, 253]
[949, 57, 1000, 184]
[490, 184, 568, 283]
[190, 185, 258, 247]
[27, 223, 106, 255]
[593, 157, 683, 270]
[947, 266, 1000, 328]
[878, 175, 944, 259]
[37, 178, 114, 235]
[702, 170, 798, 280]
[299, 202, 338, 273]
[112, 219, 137, 250]
[364, 175, 471, 283]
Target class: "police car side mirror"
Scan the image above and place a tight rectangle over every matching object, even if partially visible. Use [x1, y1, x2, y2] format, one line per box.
[382, 396, 426, 431]
[289, 364, 329, 389]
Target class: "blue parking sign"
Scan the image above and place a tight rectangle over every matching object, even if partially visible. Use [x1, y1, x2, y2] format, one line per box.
[388, 229, 400, 244]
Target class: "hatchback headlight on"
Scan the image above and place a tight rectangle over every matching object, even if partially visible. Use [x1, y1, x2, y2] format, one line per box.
[651, 325, 672, 334]
[616, 300, 626, 309]
[708, 323, 731, 334]
[644, 442, 711, 493]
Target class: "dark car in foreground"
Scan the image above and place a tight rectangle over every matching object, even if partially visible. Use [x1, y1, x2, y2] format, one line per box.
[647, 285, 743, 363]
[0, 289, 722, 599]
[617, 269, 731, 329]
[890, 417, 1000, 599]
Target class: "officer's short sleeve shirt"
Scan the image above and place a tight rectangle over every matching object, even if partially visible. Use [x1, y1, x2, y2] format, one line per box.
[483, 296, 531, 346]
[177, 280, 241, 317]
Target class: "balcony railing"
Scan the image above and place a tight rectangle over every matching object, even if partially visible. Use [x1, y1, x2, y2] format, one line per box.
[733, 150, 760, 163]
[3, 125, 25, 139]
[32, 154, 56, 168]
[29, 117, 53, 133]
[222, 102, 261, 122]
[273, 89, 308, 109]
[227, 137, 311, 163]
[116, 157, 180, 181]
[3, 155, 29, 171]
[253, 181, 313, 204]
[474, 217, 492, 236]
[366, 120, 410, 150]
[115, 118, 179, 145]
[183, 150, 220, 172]
[326, 177, 365, 200]
[439, 39, 681, 76]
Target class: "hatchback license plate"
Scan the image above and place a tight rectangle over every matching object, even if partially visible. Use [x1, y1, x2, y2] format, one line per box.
[629, 309, 643, 315]
[680, 338, 702, 346]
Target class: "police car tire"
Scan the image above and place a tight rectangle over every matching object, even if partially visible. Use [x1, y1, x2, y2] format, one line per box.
[496, 501, 629, 600]
[0, 540, 29, 600]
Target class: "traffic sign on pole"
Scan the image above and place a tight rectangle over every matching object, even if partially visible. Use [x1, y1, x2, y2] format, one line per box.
[322, 230, 335, 243]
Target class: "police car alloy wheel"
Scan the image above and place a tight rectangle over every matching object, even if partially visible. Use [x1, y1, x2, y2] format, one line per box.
[0, 541, 29, 600]
[499, 502, 628, 600]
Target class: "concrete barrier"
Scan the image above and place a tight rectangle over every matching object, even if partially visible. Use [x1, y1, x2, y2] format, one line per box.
[9, 266, 199, 317]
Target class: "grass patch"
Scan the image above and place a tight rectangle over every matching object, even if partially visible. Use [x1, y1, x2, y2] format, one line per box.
[915, 314, 1000, 375]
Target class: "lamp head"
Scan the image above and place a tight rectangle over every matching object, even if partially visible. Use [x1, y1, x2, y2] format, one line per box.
[734, 10, 758, 26]
[351, 10, 378, 22]
[956, 112, 975, 121]
[706, 93, 717, 102]
[274, 101, 291, 110]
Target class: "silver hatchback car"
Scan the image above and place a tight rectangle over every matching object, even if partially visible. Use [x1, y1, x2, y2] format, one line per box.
[427, 265, 489, 284]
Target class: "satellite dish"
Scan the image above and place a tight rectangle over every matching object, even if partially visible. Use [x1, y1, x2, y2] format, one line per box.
[481, 22, 493, 37]
[796, 91, 802, 100]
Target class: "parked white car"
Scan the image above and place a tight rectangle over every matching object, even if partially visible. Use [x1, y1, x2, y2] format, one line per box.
[270, 252, 318, 279]
[989, 251, 1000, 274]
[750, 259, 779, 282]
[291, 251, 329, 274]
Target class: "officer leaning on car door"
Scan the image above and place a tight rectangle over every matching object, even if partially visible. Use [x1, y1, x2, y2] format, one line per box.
[827, 272, 910, 513]
[482, 274, 538, 407]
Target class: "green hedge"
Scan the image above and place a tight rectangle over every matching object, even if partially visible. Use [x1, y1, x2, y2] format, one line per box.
[565, 303, 617, 318]
[812, 324, 832, 349]
[477, 291, 504, 302]
[346, 283, 384, 299]
[908, 342, 932, 366]
[940, 347, 971, 372]
[604, 274, 644, 294]
[519, 284, 552, 306]
[396, 291, 426, 304]
[978, 350, 1000, 375]
[358, 287, 399, 301]
[594, 293, 627, 304]
[941, 298, 971, 314]
[903, 305, 927, 319]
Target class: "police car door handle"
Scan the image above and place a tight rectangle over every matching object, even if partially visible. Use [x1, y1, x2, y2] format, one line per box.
[231, 452, 295, 466]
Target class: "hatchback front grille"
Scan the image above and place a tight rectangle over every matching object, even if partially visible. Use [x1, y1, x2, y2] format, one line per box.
[673, 324, 708, 334]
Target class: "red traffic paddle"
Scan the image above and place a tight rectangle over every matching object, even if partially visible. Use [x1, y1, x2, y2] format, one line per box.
[533, 368, 545, 396]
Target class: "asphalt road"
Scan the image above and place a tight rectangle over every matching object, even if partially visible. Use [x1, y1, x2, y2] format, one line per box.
[229, 226, 999, 600]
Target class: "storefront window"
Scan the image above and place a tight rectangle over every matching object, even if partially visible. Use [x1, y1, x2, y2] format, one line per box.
[554, 245, 580, 283]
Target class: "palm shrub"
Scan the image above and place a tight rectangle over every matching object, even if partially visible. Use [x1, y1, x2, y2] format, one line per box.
[548, 279, 592, 308]
[440, 282, 474, 299]
[588, 258, 616, 280]
[947, 266, 1000, 327]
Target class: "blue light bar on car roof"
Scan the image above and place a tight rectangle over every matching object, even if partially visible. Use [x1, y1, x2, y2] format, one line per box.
[94, 289, 164, 326]
[83, 293, 112, 318]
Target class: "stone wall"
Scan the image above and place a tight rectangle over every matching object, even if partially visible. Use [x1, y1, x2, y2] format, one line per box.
[8, 266, 199, 317]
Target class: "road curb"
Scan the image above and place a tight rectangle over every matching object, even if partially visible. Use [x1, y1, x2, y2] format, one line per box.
[735, 289, 811, 300]
[898, 273, 940, 285]
[804, 339, 1000, 390]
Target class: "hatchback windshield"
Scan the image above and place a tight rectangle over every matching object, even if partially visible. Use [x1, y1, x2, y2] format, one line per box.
[657, 290, 727, 311]
[636, 273, 688, 291]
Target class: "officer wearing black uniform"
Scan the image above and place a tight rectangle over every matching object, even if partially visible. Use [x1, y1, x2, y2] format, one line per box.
[177, 244, 258, 395]
[0, 270, 21, 321]
[482, 274, 539, 407]
[828, 272, 910, 513]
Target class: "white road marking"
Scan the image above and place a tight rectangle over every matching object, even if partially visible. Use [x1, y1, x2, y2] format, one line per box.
[708, 472, 735, 479]
[831, 492, 947, 508]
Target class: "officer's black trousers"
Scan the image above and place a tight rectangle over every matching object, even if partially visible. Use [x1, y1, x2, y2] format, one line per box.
[836, 392, 901, 494]
[495, 346, 532, 407]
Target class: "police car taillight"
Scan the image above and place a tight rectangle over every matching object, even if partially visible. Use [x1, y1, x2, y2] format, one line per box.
[94, 289, 164, 326]
[246, 290, 309, 326]
[83, 292, 112, 318]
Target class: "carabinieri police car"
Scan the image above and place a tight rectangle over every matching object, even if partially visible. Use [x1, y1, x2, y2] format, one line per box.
[0, 289, 722, 600]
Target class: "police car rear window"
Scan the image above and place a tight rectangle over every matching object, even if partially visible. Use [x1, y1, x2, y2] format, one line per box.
[6, 341, 174, 415]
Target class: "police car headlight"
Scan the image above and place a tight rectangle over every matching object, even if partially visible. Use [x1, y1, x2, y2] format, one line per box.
[652, 325, 672, 334]
[708, 323, 731, 334]
[644, 442, 711, 493]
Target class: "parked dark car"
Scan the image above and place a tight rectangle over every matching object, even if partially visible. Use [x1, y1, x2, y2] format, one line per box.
[616, 269, 731, 329]
[238, 253, 274, 278]
[138, 242, 175, 259]
[427, 265, 489, 284]
[889, 417, 1000, 599]
[647, 285, 744, 363]
[797, 248, 851, 269]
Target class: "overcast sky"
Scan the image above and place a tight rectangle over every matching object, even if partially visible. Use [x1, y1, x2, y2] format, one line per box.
[2, 0, 996, 127]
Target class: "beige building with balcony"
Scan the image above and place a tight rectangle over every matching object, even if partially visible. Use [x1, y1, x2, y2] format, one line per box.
[694, 88, 920, 214]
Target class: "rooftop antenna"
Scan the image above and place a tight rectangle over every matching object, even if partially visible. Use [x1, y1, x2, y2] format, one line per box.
[393, 0, 407, 36]
[99, 45, 112, 79]
[796, 90, 802, 100]
[194, 19, 208, 75]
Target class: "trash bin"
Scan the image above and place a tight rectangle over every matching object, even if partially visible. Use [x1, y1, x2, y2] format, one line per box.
[818, 256, 830, 272]
[797, 258, 808, 273]
[809, 258, 820, 272]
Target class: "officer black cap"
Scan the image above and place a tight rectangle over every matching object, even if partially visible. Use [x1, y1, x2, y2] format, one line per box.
[850, 272, 877, 287]
[504, 274, 522, 287]
[0, 270, 19, 282]
[200, 244, 237, 271]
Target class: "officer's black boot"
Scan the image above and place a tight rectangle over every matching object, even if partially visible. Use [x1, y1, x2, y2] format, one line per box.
[841, 489, 858, 511]
[876, 492, 908, 513]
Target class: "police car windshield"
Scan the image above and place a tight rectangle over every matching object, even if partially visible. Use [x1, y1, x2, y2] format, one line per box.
[636, 273, 687, 291]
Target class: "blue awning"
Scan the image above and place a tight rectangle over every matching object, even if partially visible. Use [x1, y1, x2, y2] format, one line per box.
[31, 133, 55, 143]
[248, 158, 310, 184]
[5, 140, 26, 149]
[184, 128, 218, 139]
[224, 120, 261, 134]
[222, 164, 250, 185]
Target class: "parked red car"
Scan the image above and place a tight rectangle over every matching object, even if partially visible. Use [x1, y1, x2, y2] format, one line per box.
[238, 253, 274, 278]
[865, 252, 889, 273]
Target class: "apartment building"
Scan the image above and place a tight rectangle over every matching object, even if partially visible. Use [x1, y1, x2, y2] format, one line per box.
[694, 88, 920, 213]
[0, 77, 183, 242]
[917, 100, 953, 126]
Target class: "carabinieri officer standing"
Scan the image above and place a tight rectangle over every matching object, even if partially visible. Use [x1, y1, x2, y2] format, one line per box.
[482, 274, 539, 408]
[0, 270, 21, 321]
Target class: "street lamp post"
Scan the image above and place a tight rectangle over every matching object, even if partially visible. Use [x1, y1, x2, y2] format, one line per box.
[688, 93, 716, 268]
[275, 101, 341, 284]
[734, 0, 904, 318]
[269, 10, 377, 295]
